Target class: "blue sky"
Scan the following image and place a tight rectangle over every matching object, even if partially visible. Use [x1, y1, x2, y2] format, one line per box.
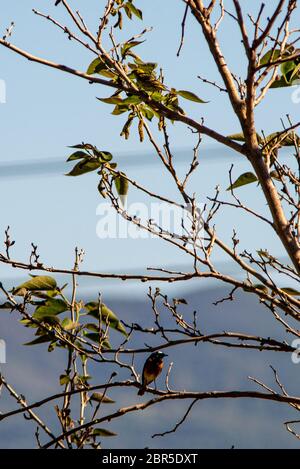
[1, 0, 299, 157]
[0, 1, 299, 296]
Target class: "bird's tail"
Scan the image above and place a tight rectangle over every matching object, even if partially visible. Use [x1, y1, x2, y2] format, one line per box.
[138, 387, 145, 396]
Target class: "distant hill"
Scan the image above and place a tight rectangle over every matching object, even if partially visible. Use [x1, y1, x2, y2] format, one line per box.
[0, 285, 299, 448]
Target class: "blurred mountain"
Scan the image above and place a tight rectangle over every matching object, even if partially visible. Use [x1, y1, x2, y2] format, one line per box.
[0, 285, 299, 448]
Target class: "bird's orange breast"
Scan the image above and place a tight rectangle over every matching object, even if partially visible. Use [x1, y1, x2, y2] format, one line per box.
[143, 359, 164, 385]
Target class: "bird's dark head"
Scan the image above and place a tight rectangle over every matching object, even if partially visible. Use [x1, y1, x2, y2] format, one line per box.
[150, 351, 168, 361]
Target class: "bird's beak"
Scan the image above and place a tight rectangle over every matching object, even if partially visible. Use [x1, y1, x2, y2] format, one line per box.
[162, 353, 168, 357]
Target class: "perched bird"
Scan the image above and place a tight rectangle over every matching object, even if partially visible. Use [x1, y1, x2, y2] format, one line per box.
[138, 351, 168, 396]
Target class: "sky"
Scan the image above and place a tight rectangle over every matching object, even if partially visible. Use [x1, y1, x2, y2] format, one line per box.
[0, 0, 299, 299]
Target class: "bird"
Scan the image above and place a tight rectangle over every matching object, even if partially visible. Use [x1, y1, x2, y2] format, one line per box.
[138, 351, 168, 396]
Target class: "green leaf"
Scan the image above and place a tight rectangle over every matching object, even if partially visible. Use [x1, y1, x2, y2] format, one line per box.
[128, 62, 157, 74]
[68, 143, 95, 150]
[93, 428, 117, 437]
[61, 317, 78, 330]
[41, 316, 61, 326]
[281, 132, 300, 146]
[227, 132, 262, 143]
[59, 374, 70, 386]
[115, 173, 129, 195]
[121, 40, 144, 58]
[31, 290, 60, 299]
[259, 49, 281, 66]
[226, 172, 258, 191]
[177, 90, 208, 104]
[74, 374, 92, 385]
[83, 332, 111, 349]
[141, 106, 154, 121]
[85, 323, 103, 333]
[125, 2, 143, 20]
[281, 287, 300, 296]
[33, 298, 68, 320]
[264, 131, 300, 148]
[67, 151, 88, 162]
[87, 58, 106, 75]
[48, 341, 57, 352]
[98, 96, 124, 105]
[111, 104, 130, 115]
[13, 276, 57, 295]
[122, 95, 142, 105]
[90, 392, 115, 404]
[24, 335, 53, 346]
[19, 318, 36, 327]
[134, 74, 166, 92]
[270, 75, 292, 88]
[290, 63, 300, 81]
[66, 159, 102, 177]
[95, 151, 113, 162]
[85, 302, 128, 337]
[87, 58, 116, 78]
[227, 132, 245, 142]
[253, 284, 269, 294]
[150, 91, 164, 102]
[115, 173, 129, 207]
[280, 60, 296, 82]
[99, 70, 117, 79]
